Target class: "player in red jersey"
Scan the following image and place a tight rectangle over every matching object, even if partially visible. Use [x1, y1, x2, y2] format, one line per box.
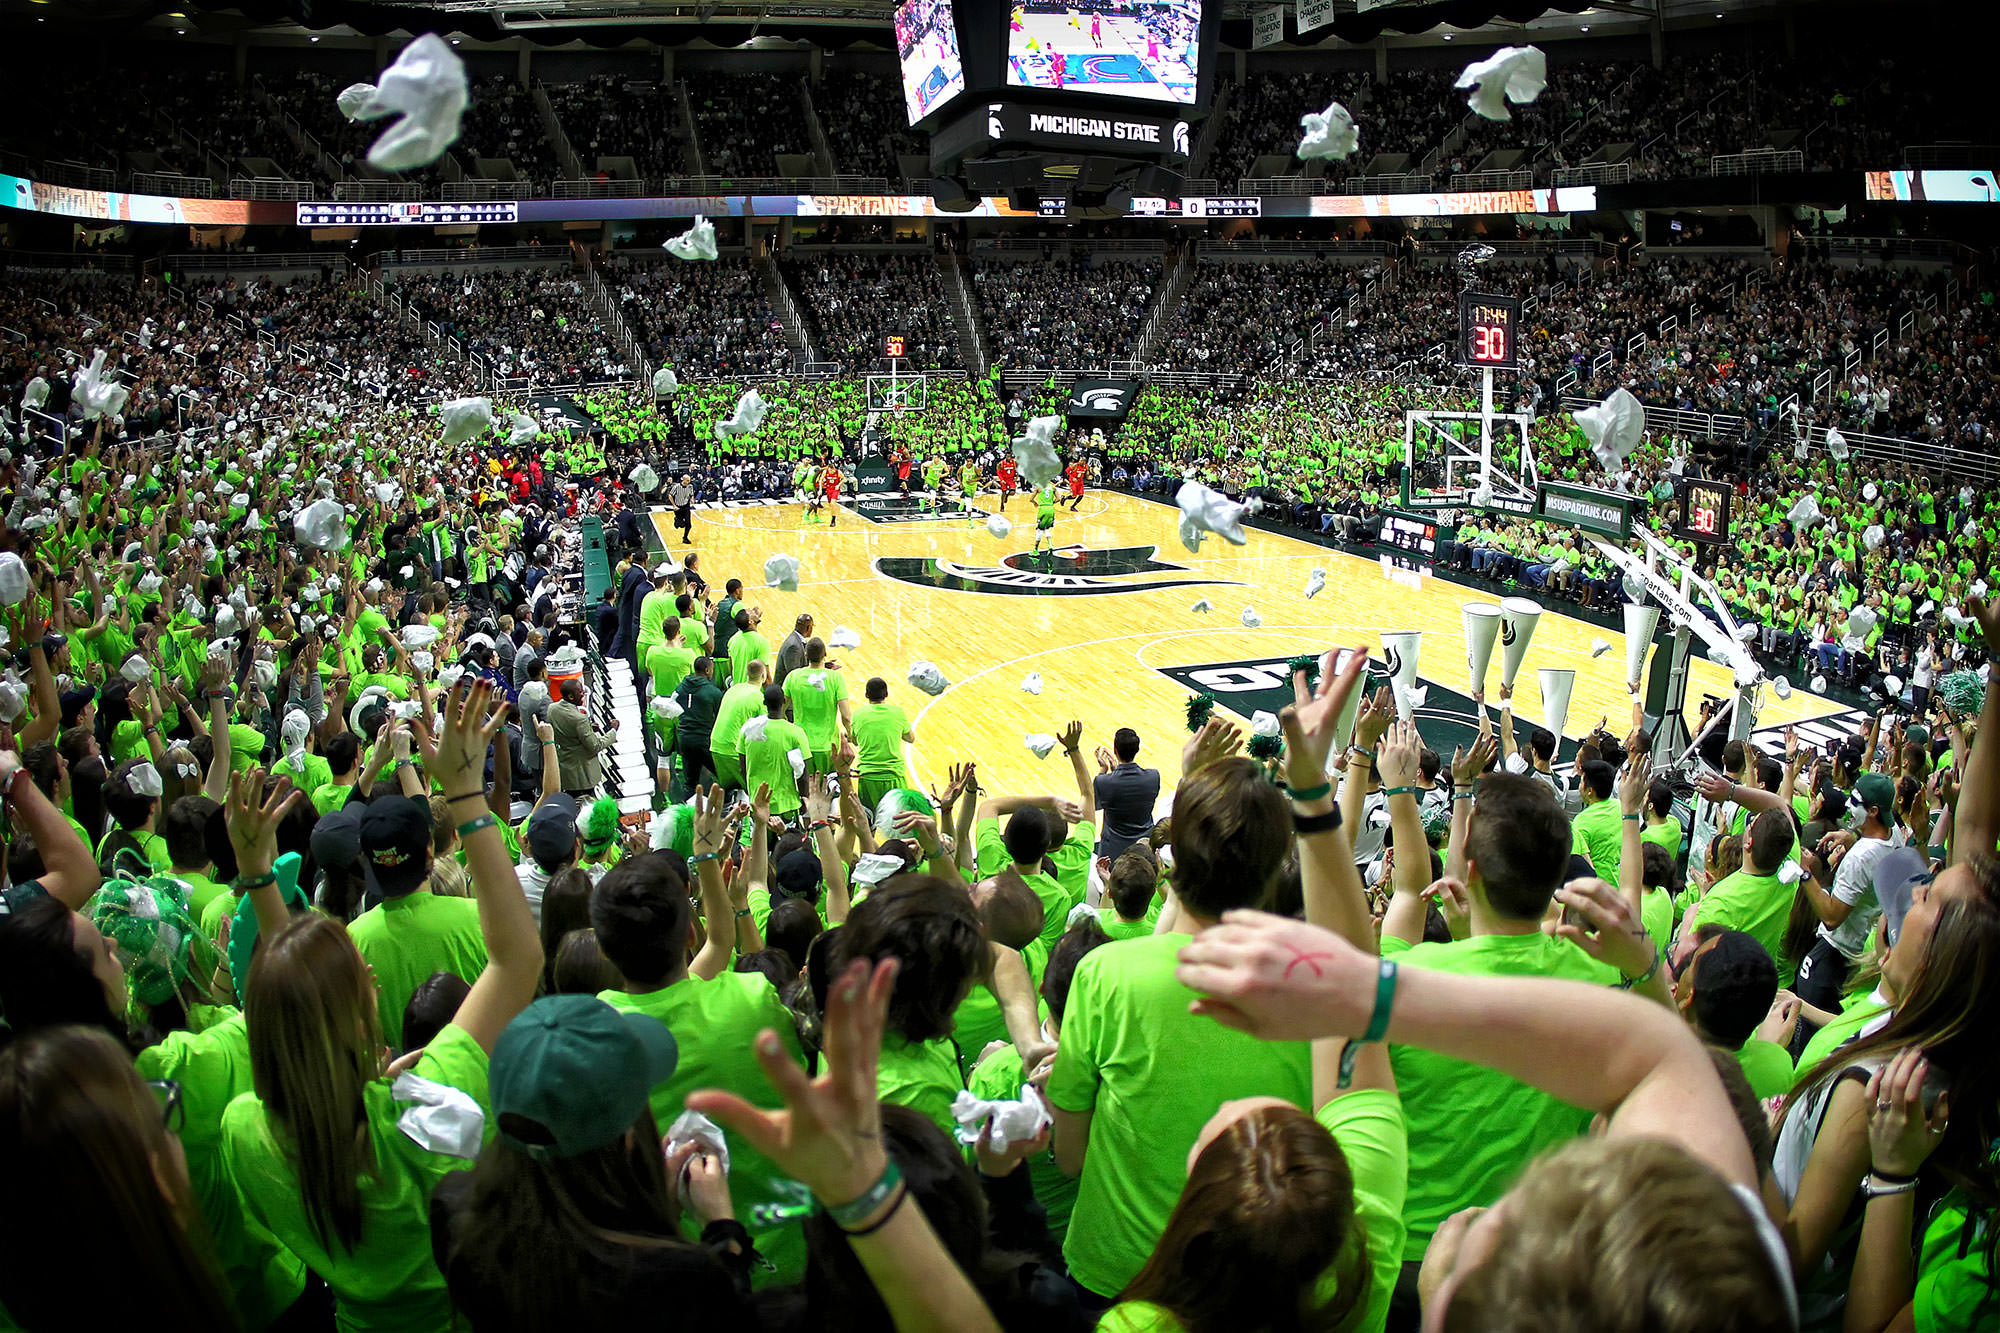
[820, 461, 846, 528]
[995, 455, 1019, 510]
[1090, 10, 1102, 45]
[1064, 456, 1089, 510]
[892, 443, 914, 496]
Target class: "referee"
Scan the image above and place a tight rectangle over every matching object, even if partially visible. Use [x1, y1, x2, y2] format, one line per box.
[669, 473, 695, 544]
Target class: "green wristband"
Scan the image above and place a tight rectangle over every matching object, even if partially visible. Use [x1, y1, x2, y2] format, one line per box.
[1336, 958, 1398, 1090]
[1288, 780, 1333, 802]
[231, 871, 277, 893]
[823, 1159, 905, 1229]
[1382, 785, 1421, 800]
[456, 814, 498, 839]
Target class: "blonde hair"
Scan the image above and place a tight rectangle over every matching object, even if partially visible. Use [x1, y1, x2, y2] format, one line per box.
[1443, 1136, 1791, 1333]
[245, 913, 383, 1253]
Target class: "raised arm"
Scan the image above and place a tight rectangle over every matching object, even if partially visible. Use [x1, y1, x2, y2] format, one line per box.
[1377, 718, 1434, 948]
[432, 683, 541, 1054]
[1058, 720, 1096, 827]
[1617, 753, 1652, 920]
[1175, 912, 1755, 1192]
[1948, 598, 2000, 864]
[0, 751, 101, 909]
[687, 786, 739, 982]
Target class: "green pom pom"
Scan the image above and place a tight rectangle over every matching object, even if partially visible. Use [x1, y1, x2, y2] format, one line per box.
[1939, 669, 1986, 718]
[1186, 693, 1216, 733]
[1286, 654, 1320, 688]
[1247, 732, 1285, 761]
[582, 796, 623, 850]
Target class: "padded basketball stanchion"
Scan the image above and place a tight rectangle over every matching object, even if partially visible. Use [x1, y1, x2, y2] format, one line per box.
[1498, 597, 1542, 691]
[1462, 602, 1501, 694]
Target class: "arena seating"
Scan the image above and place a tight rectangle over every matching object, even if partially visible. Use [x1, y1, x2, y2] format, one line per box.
[971, 254, 1161, 371]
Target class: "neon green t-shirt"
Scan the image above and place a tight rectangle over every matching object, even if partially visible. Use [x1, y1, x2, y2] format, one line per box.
[709, 682, 766, 761]
[851, 702, 910, 779]
[644, 641, 697, 700]
[1735, 1036, 1797, 1102]
[220, 1023, 489, 1333]
[137, 1012, 307, 1329]
[599, 975, 808, 1282]
[1381, 930, 1618, 1261]
[1687, 867, 1797, 985]
[1915, 1195, 1999, 1332]
[969, 1041, 1079, 1244]
[1569, 798, 1626, 884]
[726, 630, 772, 687]
[1098, 1088, 1408, 1333]
[876, 1032, 966, 1140]
[346, 891, 489, 1049]
[782, 666, 849, 753]
[1047, 933, 1311, 1298]
[741, 716, 811, 816]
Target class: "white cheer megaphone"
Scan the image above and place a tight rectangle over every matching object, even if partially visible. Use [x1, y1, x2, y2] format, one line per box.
[1463, 602, 1502, 695]
[1538, 668, 1576, 742]
[1498, 598, 1542, 690]
[1381, 631, 1423, 722]
[1331, 647, 1368, 754]
[1623, 602, 1662, 689]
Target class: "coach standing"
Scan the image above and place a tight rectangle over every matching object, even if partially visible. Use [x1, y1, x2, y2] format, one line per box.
[1092, 727, 1160, 860]
[669, 474, 695, 544]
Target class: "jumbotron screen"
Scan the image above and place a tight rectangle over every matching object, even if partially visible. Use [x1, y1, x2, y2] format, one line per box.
[1005, 0, 1202, 106]
[897, 0, 969, 125]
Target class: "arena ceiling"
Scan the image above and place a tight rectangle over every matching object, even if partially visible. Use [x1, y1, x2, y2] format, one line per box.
[2, 0, 1821, 49]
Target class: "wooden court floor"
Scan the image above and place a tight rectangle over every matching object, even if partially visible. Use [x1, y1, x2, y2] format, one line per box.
[653, 489, 1846, 801]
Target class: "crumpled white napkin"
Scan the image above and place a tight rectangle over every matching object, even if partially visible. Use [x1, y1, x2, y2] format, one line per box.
[1304, 567, 1327, 599]
[22, 376, 49, 410]
[1788, 493, 1822, 530]
[393, 1071, 486, 1159]
[1591, 637, 1612, 658]
[402, 624, 441, 650]
[126, 762, 165, 798]
[1020, 671, 1044, 695]
[629, 463, 661, 494]
[72, 350, 130, 421]
[1250, 710, 1281, 738]
[374, 480, 403, 506]
[1824, 427, 1851, 460]
[1177, 481, 1248, 547]
[353, 35, 468, 173]
[741, 715, 769, 746]
[1455, 45, 1546, 121]
[828, 625, 861, 649]
[507, 413, 539, 448]
[1863, 523, 1886, 551]
[294, 497, 349, 549]
[337, 82, 377, 121]
[1190, 597, 1213, 614]
[437, 397, 494, 446]
[986, 513, 1013, 540]
[652, 365, 681, 396]
[121, 655, 152, 683]
[665, 1107, 731, 1180]
[907, 660, 950, 696]
[1297, 101, 1359, 160]
[1573, 388, 1645, 472]
[1024, 732, 1058, 760]
[1013, 417, 1063, 487]
[764, 553, 800, 592]
[950, 1083, 1051, 1149]
[716, 388, 767, 438]
[650, 694, 685, 720]
[664, 215, 719, 261]
[0, 552, 31, 606]
[1241, 605, 1262, 628]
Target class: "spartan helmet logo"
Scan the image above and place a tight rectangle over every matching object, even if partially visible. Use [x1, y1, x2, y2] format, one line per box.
[1383, 646, 1403, 679]
[988, 106, 1005, 140]
[1173, 121, 1190, 156]
[1500, 621, 1517, 647]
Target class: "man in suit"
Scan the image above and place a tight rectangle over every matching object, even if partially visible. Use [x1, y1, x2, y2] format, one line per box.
[1091, 726, 1161, 860]
[774, 613, 813, 688]
[548, 678, 618, 798]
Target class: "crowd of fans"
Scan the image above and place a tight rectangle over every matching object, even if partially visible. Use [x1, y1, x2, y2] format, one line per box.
[396, 268, 628, 385]
[780, 252, 963, 372]
[815, 68, 927, 180]
[972, 254, 1161, 372]
[545, 75, 697, 180]
[612, 259, 794, 379]
[683, 70, 817, 178]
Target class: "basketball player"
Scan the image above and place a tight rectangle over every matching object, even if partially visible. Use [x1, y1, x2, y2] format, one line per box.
[819, 459, 846, 528]
[957, 456, 980, 508]
[892, 442, 914, 496]
[1032, 482, 1058, 559]
[921, 453, 946, 513]
[1067, 3, 1079, 26]
[1089, 10, 1102, 46]
[1064, 455, 1089, 510]
[995, 454, 1019, 510]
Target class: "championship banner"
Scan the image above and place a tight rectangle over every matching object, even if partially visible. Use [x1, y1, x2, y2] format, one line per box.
[1251, 6, 1287, 49]
[1066, 379, 1138, 419]
[1297, 0, 1336, 34]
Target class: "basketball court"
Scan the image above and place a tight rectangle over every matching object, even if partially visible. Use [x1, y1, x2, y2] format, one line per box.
[651, 488, 1851, 801]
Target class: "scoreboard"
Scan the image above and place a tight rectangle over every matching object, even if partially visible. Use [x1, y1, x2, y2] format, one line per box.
[1674, 477, 1734, 545]
[295, 200, 519, 226]
[885, 335, 908, 359]
[1458, 291, 1520, 371]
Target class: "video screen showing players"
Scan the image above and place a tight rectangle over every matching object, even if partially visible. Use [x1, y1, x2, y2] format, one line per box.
[1005, 0, 1201, 107]
[897, 0, 968, 125]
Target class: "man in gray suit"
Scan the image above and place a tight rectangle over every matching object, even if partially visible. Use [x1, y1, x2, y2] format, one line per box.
[548, 678, 618, 798]
[774, 613, 813, 688]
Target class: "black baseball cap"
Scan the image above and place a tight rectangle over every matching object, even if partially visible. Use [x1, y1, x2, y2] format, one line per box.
[310, 803, 365, 874]
[359, 796, 433, 898]
[525, 794, 581, 872]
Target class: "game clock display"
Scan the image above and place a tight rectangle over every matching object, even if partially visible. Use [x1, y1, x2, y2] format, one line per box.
[294, 201, 518, 226]
[1675, 478, 1734, 544]
[1458, 292, 1520, 371]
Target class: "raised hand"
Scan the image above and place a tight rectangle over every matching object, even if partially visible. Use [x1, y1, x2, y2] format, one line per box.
[1376, 717, 1423, 790]
[1181, 716, 1243, 776]
[1618, 752, 1653, 816]
[1551, 877, 1656, 982]
[1056, 719, 1084, 754]
[1450, 734, 1498, 785]
[1865, 1046, 1949, 1178]
[225, 766, 302, 877]
[685, 958, 900, 1209]
[1173, 910, 1375, 1041]
[434, 680, 508, 799]
[1278, 643, 1370, 787]
[1352, 685, 1397, 749]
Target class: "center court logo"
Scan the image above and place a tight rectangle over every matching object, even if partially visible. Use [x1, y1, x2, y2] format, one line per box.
[874, 544, 1235, 597]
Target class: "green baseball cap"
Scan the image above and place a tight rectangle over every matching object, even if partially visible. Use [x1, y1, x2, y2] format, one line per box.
[1852, 772, 1899, 824]
[490, 996, 679, 1161]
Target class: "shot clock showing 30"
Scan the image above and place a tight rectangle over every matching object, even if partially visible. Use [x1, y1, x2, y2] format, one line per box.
[1458, 291, 1520, 370]
[1674, 477, 1734, 545]
[885, 335, 907, 360]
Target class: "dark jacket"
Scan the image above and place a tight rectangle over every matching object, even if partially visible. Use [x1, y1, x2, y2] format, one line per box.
[1093, 762, 1162, 859]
